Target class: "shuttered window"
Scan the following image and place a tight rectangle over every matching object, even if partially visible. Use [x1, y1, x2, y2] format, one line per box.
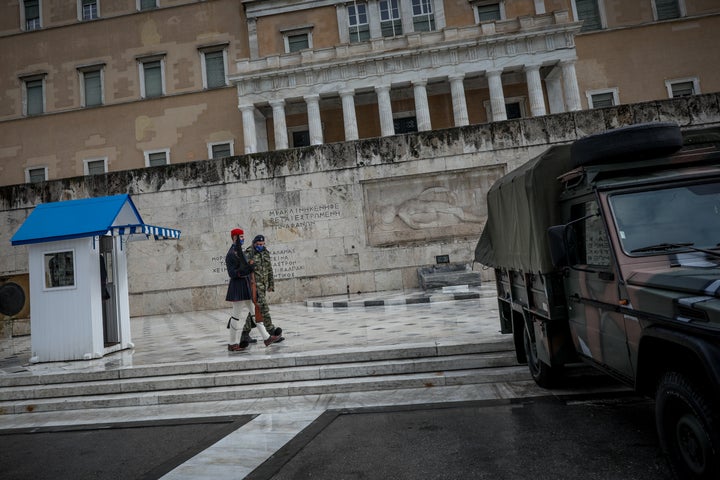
[477, 4, 501, 22]
[25, 78, 43, 115]
[591, 92, 615, 108]
[380, 0, 402, 37]
[28, 167, 47, 183]
[204, 51, 226, 89]
[671, 81, 694, 97]
[82, 0, 99, 20]
[24, 0, 41, 30]
[83, 69, 102, 106]
[655, 0, 680, 20]
[348, 2, 370, 43]
[139, 0, 157, 10]
[142, 60, 163, 98]
[211, 143, 232, 159]
[412, 0, 435, 32]
[576, 0, 602, 31]
[86, 159, 106, 175]
[287, 33, 309, 52]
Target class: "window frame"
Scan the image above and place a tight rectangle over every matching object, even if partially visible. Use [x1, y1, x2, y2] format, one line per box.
[26, 166, 48, 183]
[379, 0, 402, 37]
[199, 46, 228, 89]
[84, 157, 107, 175]
[137, 54, 166, 99]
[665, 77, 700, 98]
[208, 141, 234, 159]
[78, 0, 100, 21]
[586, 87, 619, 109]
[288, 126, 311, 148]
[652, 0, 686, 21]
[21, 0, 42, 31]
[347, 1, 371, 43]
[144, 148, 170, 167]
[21, 74, 46, 116]
[471, 1, 505, 23]
[571, 0, 607, 32]
[411, 0, 436, 32]
[43, 249, 77, 291]
[137, 0, 158, 10]
[482, 96, 528, 120]
[78, 64, 105, 107]
[282, 26, 313, 53]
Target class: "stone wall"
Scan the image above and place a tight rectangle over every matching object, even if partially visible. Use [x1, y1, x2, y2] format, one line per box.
[1, 93, 719, 317]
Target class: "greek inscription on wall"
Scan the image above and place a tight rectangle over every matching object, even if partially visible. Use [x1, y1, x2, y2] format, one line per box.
[266, 203, 341, 230]
[271, 247, 306, 279]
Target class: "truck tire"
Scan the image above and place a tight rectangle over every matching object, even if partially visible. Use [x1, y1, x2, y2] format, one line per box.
[522, 321, 559, 388]
[655, 371, 720, 479]
[570, 122, 683, 167]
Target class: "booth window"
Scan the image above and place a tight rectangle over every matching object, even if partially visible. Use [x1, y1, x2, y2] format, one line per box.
[44, 251, 75, 288]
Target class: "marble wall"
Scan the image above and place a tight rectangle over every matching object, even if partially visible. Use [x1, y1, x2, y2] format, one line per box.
[1, 93, 719, 316]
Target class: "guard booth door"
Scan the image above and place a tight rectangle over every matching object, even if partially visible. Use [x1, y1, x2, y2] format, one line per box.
[100, 236, 120, 346]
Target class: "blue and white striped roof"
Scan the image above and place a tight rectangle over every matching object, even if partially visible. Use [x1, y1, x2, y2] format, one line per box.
[11, 194, 181, 246]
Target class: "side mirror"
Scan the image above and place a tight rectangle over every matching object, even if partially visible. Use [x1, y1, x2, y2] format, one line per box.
[548, 225, 580, 268]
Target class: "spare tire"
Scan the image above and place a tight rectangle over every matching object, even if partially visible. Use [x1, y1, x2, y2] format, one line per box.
[571, 122, 683, 167]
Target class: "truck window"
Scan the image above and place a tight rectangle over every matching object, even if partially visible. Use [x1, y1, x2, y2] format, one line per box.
[570, 201, 611, 267]
[609, 181, 720, 255]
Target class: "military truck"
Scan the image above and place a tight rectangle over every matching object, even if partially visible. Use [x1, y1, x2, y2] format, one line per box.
[475, 122, 720, 479]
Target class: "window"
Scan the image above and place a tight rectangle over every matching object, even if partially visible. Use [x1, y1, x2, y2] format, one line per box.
[138, 0, 157, 10]
[145, 149, 169, 167]
[380, 0, 402, 37]
[282, 25, 314, 53]
[22, 76, 44, 116]
[570, 201, 610, 266]
[506, 101, 522, 120]
[586, 88, 619, 108]
[575, 0, 602, 31]
[80, 0, 99, 21]
[201, 49, 226, 89]
[23, 0, 41, 31]
[289, 128, 310, 148]
[476, 2, 502, 22]
[394, 116, 418, 134]
[666, 77, 699, 98]
[139, 57, 164, 98]
[84, 158, 107, 175]
[209, 142, 233, 159]
[654, 0, 683, 21]
[44, 251, 76, 289]
[26, 166, 47, 183]
[79, 66, 103, 107]
[348, 1, 370, 43]
[411, 0, 435, 32]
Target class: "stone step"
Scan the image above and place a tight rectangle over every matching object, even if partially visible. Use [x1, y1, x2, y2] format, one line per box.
[0, 365, 529, 415]
[0, 341, 522, 415]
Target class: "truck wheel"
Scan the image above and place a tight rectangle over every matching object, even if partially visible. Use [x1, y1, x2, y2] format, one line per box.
[522, 322, 558, 388]
[655, 372, 720, 479]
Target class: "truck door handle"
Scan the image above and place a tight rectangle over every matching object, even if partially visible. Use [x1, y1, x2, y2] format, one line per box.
[598, 271, 614, 281]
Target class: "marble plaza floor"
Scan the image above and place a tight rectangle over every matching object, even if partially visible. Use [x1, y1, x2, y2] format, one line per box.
[0, 286, 608, 479]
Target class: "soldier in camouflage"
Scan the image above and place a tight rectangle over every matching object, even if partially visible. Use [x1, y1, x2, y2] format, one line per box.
[242, 234, 284, 344]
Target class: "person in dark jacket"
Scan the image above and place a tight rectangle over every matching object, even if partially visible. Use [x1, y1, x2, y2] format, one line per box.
[225, 228, 280, 351]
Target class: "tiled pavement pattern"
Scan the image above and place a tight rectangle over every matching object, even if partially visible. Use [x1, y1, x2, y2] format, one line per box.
[0, 286, 624, 479]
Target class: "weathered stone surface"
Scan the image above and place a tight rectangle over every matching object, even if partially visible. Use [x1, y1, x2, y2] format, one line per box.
[2, 96, 719, 316]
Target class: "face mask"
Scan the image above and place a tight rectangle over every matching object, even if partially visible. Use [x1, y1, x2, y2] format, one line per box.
[236, 238, 244, 246]
[255, 245, 264, 252]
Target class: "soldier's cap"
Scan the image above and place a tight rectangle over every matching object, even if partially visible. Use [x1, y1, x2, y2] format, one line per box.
[253, 234, 265, 243]
[230, 228, 244, 238]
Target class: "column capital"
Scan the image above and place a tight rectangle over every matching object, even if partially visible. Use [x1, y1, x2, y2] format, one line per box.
[412, 79, 427, 88]
[559, 58, 578, 67]
[523, 63, 542, 72]
[304, 93, 320, 102]
[375, 84, 391, 94]
[339, 89, 355, 98]
[485, 68, 503, 77]
[448, 73, 465, 82]
[238, 104, 255, 113]
[268, 99, 285, 108]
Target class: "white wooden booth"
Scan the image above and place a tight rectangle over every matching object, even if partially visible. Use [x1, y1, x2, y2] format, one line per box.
[10, 194, 180, 363]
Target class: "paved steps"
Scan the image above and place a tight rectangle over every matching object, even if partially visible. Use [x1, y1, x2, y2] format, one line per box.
[0, 338, 525, 416]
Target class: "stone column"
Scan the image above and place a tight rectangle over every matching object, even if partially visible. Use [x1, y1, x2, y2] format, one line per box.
[561, 59, 582, 112]
[304, 94, 323, 145]
[413, 80, 431, 131]
[524, 64, 547, 117]
[247, 18, 259, 60]
[239, 104, 257, 154]
[340, 90, 359, 141]
[375, 85, 395, 137]
[448, 74, 469, 127]
[269, 99, 288, 150]
[487, 69, 507, 122]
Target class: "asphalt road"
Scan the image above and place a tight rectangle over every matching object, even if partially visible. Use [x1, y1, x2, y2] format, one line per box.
[252, 394, 673, 480]
[0, 393, 673, 480]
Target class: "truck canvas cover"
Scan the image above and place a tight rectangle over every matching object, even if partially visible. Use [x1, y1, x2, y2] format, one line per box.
[475, 144, 573, 274]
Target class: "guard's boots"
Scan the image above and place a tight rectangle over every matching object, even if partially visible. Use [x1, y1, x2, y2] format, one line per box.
[239, 331, 252, 349]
